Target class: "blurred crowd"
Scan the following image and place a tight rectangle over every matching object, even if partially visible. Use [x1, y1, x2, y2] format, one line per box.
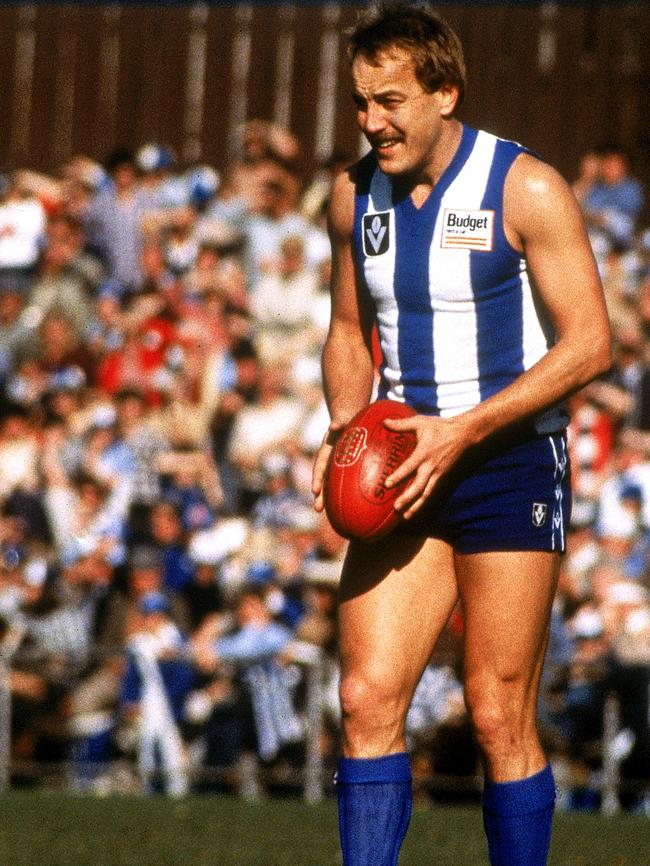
[0, 126, 649, 809]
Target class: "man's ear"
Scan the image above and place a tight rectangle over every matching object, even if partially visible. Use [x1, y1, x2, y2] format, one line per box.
[438, 84, 460, 119]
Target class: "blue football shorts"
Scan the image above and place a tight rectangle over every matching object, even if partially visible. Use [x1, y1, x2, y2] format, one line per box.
[398, 428, 571, 554]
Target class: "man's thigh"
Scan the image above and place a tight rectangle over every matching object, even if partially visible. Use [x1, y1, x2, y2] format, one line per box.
[456, 550, 560, 694]
[338, 534, 459, 699]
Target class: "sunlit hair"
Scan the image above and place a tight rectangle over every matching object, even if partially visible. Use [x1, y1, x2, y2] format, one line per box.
[348, 0, 467, 110]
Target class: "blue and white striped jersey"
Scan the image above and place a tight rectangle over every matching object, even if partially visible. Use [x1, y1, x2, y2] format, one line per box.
[353, 124, 568, 433]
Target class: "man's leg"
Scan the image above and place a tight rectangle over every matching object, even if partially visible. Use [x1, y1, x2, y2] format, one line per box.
[337, 535, 458, 866]
[456, 550, 559, 866]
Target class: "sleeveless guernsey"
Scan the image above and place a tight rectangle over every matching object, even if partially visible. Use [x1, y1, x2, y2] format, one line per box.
[353, 124, 567, 434]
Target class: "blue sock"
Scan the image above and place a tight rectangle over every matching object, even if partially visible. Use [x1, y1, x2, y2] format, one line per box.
[337, 753, 412, 866]
[482, 763, 556, 866]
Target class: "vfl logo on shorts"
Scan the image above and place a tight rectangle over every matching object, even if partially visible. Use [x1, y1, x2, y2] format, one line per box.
[532, 502, 548, 528]
[334, 426, 368, 467]
[363, 212, 390, 256]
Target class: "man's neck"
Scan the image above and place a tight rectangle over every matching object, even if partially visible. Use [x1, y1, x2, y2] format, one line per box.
[392, 119, 463, 207]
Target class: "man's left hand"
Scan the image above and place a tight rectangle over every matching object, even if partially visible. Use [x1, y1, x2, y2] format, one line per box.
[383, 414, 469, 518]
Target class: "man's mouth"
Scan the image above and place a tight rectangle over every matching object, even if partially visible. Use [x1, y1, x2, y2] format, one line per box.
[374, 139, 401, 153]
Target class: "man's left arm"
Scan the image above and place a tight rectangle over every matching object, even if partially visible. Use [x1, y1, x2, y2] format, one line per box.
[387, 154, 612, 518]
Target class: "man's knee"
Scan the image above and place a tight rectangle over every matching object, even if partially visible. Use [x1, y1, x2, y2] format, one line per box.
[340, 671, 402, 721]
[339, 671, 405, 747]
[465, 674, 529, 757]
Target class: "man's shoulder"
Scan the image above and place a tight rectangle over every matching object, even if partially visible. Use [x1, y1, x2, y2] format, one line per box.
[505, 150, 568, 200]
[504, 150, 588, 248]
[329, 165, 360, 239]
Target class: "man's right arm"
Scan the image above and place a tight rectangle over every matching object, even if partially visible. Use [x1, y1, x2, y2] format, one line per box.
[312, 167, 376, 511]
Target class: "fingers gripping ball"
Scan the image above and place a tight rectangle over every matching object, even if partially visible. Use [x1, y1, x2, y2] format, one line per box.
[324, 400, 417, 542]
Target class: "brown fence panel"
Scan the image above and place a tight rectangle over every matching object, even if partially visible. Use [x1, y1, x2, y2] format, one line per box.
[291, 4, 331, 166]
[247, 5, 281, 125]
[333, 4, 363, 164]
[28, 6, 61, 170]
[111, 7, 190, 159]
[0, 8, 18, 166]
[202, 6, 238, 169]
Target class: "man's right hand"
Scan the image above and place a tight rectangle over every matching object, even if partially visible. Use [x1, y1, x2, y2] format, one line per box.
[312, 420, 348, 513]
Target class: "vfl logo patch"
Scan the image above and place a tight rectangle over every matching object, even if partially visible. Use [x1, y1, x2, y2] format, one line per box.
[441, 208, 495, 251]
[363, 212, 390, 256]
[334, 426, 368, 467]
[532, 502, 548, 528]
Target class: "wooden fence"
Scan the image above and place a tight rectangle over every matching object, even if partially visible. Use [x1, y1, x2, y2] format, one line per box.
[0, 3, 648, 195]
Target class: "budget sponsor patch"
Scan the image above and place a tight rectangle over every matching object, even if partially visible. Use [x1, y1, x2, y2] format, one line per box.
[441, 208, 495, 251]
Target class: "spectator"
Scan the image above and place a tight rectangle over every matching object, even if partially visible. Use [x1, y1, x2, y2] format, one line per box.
[559, 605, 612, 808]
[96, 307, 177, 405]
[572, 148, 602, 209]
[182, 560, 224, 632]
[250, 234, 320, 361]
[114, 387, 170, 507]
[191, 587, 301, 768]
[96, 545, 191, 653]
[84, 149, 158, 292]
[0, 404, 39, 502]
[136, 143, 187, 209]
[205, 337, 261, 512]
[46, 213, 104, 294]
[0, 278, 37, 381]
[41, 420, 131, 567]
[157, 449, 222, 531]
[36, 310, 94, 392]
[137, 239, 177, 296]
[27, 228, 93, 338]
[251, 452, 308, 531]
[0, 171, 46, 277]
[583, 144, 645, 255]
[147, 500, 196, 593]
[227, 362, 306, 509]
[239, 158, 328, 288]
[120, 590, 194, 795]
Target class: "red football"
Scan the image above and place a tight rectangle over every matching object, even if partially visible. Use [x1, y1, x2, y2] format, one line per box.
[324, 399, 417, 542]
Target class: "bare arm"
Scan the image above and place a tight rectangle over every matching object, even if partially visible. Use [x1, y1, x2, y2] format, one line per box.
[387, 154, 612, 517]
[312, 168, 376, 511]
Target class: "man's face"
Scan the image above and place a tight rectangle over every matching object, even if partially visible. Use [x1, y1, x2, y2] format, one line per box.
[351, 49, 456, 179]
[113, 163, 137, 192]
[131, 567, 162, 598]
[600, 153, 628, 186]
[151, 504, 182, 544]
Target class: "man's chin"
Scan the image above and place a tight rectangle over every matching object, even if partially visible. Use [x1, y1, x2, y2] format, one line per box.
[375, 155, 404, 175]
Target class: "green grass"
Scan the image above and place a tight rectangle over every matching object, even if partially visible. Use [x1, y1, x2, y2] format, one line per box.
[0, 793, 649, 866]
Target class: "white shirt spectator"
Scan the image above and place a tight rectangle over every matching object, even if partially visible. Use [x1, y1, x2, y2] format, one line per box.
[251, 267, 320, 330]
[229, 395, 305, 469]
[0, 196, 46, 269]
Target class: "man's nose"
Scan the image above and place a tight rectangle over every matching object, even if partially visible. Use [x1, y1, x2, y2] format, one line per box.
[361, 102, 388, 134]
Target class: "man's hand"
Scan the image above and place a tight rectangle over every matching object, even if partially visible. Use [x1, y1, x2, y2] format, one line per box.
[383, 414, 470, 519]
[312, 420, 348, 513]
